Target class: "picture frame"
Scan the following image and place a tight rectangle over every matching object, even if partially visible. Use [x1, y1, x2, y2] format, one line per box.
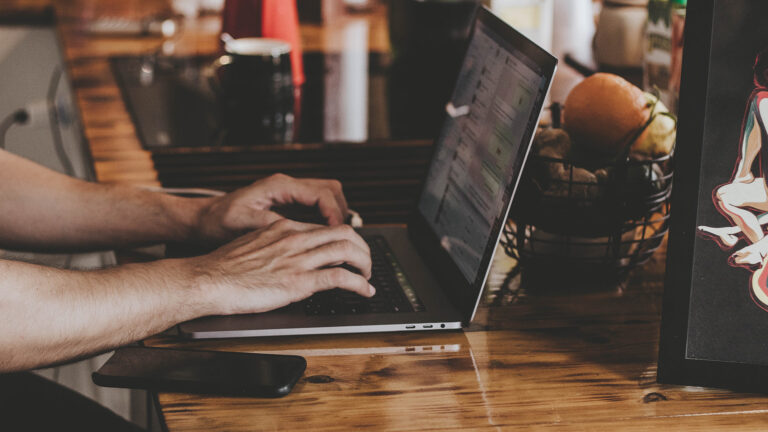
[658, 0, 768, 391]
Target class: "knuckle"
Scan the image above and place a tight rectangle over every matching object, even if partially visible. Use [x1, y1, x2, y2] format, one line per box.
[357, 275, 369, 290]
[281, 272, 299, 287]
[337, 224, 355, 237]
[272, 218, 294, 230]
[325, 268, 347, 287]
[337, 239, 356, 255]
[267, 173, 292, 186]
[276, 232, 300, 249]
[321, 189, 335, 202]
[349, 274, 368, 292]
[270, 173, 289, 181]
[328, 179, 342, 191]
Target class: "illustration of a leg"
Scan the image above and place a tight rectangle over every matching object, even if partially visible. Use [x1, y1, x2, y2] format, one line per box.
[714, 180, 768, 266]
[751, 256, 768, 311]
[698, 212, 768, 248]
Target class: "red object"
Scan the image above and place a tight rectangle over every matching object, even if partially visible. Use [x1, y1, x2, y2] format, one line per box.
[221, 0, 263, 39]
[261, 0, 304, 86]
[221, 0, 305, 86]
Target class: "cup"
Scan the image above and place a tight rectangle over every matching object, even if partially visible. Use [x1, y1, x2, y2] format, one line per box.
[210, 37, 295, 145]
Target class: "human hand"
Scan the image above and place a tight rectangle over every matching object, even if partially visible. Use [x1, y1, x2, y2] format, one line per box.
[190, 219, 374, 315]
[194, 174, 349, 244]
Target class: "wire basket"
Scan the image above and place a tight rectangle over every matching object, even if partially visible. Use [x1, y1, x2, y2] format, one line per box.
[501, 131, 673, 288]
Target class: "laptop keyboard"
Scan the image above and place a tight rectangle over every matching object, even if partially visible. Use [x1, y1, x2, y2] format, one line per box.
[303, 236, 425, 315]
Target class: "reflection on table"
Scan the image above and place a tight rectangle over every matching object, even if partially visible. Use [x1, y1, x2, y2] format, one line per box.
[145, 248, 768, 431]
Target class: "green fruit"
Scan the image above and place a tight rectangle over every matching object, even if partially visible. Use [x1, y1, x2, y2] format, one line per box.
[631, 93, 677, 156]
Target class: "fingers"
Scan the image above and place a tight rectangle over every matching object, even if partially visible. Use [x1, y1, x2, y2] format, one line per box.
[223, 218, 321, 252]
[293, 180, 345, 226]
[281, 224, 369, 258]
[306, 179, 349, 225]
[310, 267, 376, 298]
[229, 219, 365, 257]
[228, 221, 372, 277]
[265, 174, 349, 225]
[205, 217, 376, 315]
[300, 240, 372, 279]
[207, 175, 350, 243]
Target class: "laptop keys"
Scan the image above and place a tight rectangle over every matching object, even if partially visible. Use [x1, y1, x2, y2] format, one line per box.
[302, 235, 425, 315]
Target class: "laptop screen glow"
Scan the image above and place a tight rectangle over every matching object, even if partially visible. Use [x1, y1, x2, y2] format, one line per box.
[418, 18, 549, 282]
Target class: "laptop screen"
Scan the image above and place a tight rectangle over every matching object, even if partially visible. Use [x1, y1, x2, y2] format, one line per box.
[417, 13, 552, 282]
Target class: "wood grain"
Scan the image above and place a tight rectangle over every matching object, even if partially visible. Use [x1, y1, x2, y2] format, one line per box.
[39, 0, 768, 430]
[52, 0, 223, 187]
[145, 252, 768, 431]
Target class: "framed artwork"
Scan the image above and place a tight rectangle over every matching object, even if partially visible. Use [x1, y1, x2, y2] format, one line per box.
[658, 0, 768, 391]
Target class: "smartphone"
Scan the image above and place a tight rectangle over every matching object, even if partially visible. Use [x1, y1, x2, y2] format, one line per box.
[92, 346, 306, 398]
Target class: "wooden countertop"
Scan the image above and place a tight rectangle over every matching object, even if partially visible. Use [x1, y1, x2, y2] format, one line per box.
[144, 250, 768, 431]
[52, 0, 216, 187]
[33, 0, 768, 429]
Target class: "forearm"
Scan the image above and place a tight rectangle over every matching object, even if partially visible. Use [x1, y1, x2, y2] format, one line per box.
[0, 150, 211, 251]
[734, 114, 761, 181]
[0, 219, 376, 373]
[0, 258, 212, 372]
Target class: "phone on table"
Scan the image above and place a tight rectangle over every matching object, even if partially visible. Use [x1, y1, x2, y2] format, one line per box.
[93, 346, 306, 398]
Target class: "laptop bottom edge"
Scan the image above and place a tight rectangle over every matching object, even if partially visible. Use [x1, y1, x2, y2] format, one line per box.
[180, 321, 463, 339]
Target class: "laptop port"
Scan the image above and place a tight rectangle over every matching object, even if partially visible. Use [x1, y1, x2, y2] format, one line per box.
[405, 325, 416, 329]
[423, 324, 433, 329]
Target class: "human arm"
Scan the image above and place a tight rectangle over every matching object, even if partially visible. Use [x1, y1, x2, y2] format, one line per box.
[0, 149, 348, 252]
[733, 112, 761, 183]
[0, 220, 373, 372]
[732, 97, 768, 183]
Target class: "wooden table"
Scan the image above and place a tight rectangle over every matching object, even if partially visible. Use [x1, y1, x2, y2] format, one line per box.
[21, 0, 768, 429]
[143, 247, 768, 430]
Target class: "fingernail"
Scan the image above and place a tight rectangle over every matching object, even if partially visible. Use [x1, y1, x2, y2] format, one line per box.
[368, 284, 376, 296]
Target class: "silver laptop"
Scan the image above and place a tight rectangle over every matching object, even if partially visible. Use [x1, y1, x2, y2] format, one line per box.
[179, 7, 557, 339]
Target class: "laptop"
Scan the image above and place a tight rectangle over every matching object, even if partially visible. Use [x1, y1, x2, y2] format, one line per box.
[179, 7, 557, 338]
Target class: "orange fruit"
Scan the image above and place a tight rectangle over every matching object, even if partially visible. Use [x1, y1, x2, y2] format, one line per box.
[563, 73, 650, 156]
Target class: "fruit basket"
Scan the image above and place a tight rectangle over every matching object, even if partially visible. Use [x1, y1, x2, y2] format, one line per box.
[502, 148, 672, 287]
[501, 92, 675, 288]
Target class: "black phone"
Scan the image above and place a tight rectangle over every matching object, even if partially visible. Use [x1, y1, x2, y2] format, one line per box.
[92, 346, 306, 398]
